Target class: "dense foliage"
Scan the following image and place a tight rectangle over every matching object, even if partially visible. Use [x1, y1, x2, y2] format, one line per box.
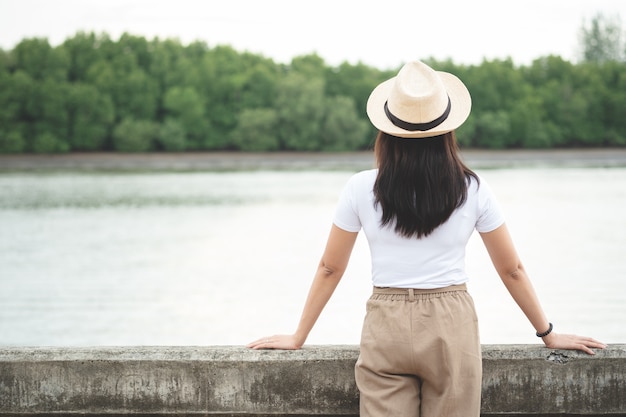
[0, 16, 625, 153]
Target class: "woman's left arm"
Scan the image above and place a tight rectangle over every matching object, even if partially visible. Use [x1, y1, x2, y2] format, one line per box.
[480, 223, 606, 355]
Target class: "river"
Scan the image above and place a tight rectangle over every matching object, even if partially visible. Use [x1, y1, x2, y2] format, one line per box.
[0, 156, 624, 347]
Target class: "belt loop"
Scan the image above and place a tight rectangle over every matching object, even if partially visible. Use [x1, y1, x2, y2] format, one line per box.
[408, 288, 415, 302]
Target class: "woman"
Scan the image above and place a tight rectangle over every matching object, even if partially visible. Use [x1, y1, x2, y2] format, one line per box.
[248, 61, 605, 417]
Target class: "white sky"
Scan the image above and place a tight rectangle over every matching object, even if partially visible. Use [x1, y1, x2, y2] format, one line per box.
[1, 0, 624, 69]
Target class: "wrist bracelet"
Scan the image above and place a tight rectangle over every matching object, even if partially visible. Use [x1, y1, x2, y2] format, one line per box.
[536, 322, 553, 338]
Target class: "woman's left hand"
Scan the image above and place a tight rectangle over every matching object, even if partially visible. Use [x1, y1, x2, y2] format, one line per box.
[542, 332, 607, 355]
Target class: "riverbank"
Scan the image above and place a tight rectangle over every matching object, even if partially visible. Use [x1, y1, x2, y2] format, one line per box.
[1, 148, 626, 172]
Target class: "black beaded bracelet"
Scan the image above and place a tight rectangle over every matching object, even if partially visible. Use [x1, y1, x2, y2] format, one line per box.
[536, 322, 553, 338]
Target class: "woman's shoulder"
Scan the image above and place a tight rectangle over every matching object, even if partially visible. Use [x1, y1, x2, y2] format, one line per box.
[347, 168, 378, 184]
[466, 173, 502, 208]
[464, 173, 497, 203]
[356, 168, 378, 178]
[341, 169, 377, 196]
[467, 172, 490, 191]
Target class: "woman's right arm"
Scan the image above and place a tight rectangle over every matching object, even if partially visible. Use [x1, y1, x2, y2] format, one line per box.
[479, 223, 606, 355]
[247, 224, 358, 350]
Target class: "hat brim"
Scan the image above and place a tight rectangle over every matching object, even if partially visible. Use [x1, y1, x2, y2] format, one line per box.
[366, 71, 472, 138]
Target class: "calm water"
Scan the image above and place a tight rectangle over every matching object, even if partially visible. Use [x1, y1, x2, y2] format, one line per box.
[0, 168, 625, 346]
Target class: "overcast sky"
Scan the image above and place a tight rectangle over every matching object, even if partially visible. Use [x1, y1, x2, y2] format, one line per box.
[1, 0, 624, 69]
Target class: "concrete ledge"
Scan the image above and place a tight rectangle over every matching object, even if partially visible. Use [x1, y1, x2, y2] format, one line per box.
[0, 345, 624, 416]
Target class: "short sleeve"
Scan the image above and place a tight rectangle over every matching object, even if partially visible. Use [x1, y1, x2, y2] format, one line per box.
[475, 178, 505, 233]
[332, 174, 362, 233]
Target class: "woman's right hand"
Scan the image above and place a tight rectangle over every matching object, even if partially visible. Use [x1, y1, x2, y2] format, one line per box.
[542, 332, 607, 355]
[246, 334, 303, 350]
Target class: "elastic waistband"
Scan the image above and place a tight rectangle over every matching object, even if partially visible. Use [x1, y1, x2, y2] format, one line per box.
[373, 283, 467, 295]
[371, 284, 467, 301]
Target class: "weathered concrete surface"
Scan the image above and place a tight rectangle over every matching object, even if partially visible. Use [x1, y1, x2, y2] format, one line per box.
[480, 345, 626, 415]
[0, 345, 624, 416]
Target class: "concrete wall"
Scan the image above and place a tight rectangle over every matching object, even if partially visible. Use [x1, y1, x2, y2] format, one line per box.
[0, 344, 624, 416]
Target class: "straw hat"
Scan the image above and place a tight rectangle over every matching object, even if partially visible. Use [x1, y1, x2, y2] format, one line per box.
[366, 61, 471, 138]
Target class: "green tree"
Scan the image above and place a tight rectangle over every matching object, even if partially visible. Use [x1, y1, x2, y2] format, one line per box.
[531, 59, 608, 146]
[112, 118, 158, 152]
[31, 132, 68, 153]
[460, 59, 528, 148]
[0, 130, 25, 153]
[12, 38, 69, 81]
[162, 86, 208, 149]
[230, 108, 279, 151]
[0, 66, 20, 152]
[196, 45, 246, 149]
[62, 32, 109, 82]
[117, 33, 153, 72]
[456, 112, 477, 148]
[7, 70, 70, 152]
[463, 59, 526, 116]
[474, 111, 511, 149]
[597, 61, 626, 144]
[509, 94, 554, 148]
[523, 56, 575, 146]
[31, 79, 71, 150]
[157, 119, 187, 151]
[325, 61, 390, 141]
[237, 60, 279, 110]
[0, 70, 31, 151]
[0, 48, 13, 73]
[579, 13, 624, 63]
[86, 48, 158, 123]
[320, 95, 369, 151]
[119, 68, 159, 121]
[150, 38, 189, 121]
[67, 83, 114, 150]
[290, 53, 327, 78]
[275, 73, 326, 150]
[3, 30, 626, 152]
[326, 61, 390, 114]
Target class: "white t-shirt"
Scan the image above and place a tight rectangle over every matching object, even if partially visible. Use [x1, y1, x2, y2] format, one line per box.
[333, 169, 505, 289]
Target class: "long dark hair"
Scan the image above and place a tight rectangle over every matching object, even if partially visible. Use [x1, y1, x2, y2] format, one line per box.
[373, 130, 479, 238]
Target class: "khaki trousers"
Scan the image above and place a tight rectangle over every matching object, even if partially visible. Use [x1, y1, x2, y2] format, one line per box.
[355, 284, 482, 417]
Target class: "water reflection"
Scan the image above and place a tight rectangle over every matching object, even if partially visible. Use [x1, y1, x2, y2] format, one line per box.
[0, 172, 347, 209]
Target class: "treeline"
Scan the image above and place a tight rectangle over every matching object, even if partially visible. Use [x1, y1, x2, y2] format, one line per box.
[0, 29, 625, 153]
